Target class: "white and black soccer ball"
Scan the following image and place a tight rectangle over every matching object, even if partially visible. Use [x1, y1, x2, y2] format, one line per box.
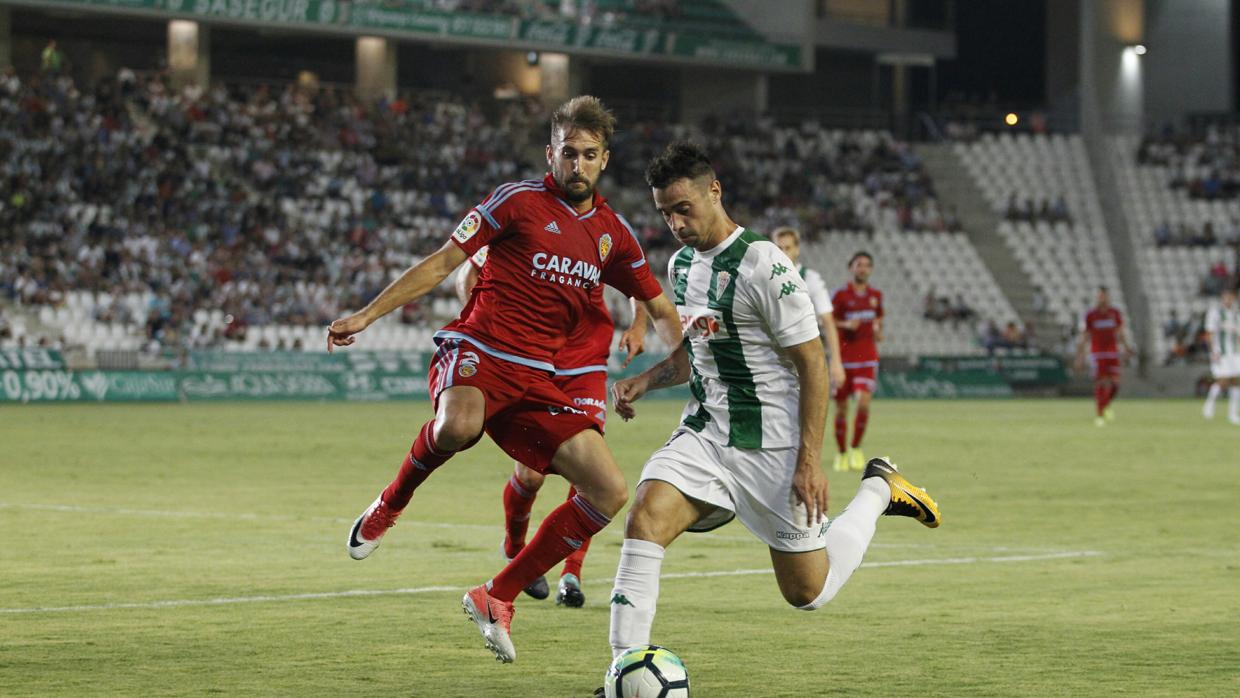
[603, 644, 690, 698]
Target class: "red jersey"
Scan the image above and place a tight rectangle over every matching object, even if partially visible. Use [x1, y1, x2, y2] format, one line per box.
[831, 284, 884, 366]
[467, 245, 615, 373]
[443, 174, 660, 372]
[1083, 306, 1123, 358]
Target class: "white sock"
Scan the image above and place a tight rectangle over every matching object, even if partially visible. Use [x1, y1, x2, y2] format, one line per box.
[1229, 386, 1240, 419]
[609, 538, 665, 658]
[799, 477, 890, 610]
[1204, 383, 1221, 414]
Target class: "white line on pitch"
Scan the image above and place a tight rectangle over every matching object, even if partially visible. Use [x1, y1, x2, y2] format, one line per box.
[0, 501, 1061, 552]
[0, 550, 1102, 615]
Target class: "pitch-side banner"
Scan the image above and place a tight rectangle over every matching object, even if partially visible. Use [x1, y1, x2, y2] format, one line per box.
[35, 0, 805, 70]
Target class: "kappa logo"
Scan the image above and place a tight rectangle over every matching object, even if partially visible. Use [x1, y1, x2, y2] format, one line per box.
[452, 210, 482, 244]
[458, 351, 480, 378]
[545, 220, 561, 234]
[598, 233, 613, 261]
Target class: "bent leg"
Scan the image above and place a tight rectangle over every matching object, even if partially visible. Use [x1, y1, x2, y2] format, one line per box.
[488, 429, 621, 602]
[383, 385, 485, 511]
[772, 477, 890, 611]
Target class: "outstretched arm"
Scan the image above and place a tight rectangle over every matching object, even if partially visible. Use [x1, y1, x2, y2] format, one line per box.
[328, 240, 467, 350]
[641, 293, 684, 349]
[618, 298, 649, 368]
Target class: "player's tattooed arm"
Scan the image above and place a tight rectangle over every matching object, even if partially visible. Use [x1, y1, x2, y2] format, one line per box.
[646, 346, 691, 390]
[612, 345, 689, 420]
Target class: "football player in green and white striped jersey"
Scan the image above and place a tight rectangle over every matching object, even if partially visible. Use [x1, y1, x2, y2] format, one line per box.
[1202, 287, 1240, 424]
[604, 142, 941, 664]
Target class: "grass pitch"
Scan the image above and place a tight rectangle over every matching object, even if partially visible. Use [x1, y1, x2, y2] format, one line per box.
[1, 399, 1237, 697]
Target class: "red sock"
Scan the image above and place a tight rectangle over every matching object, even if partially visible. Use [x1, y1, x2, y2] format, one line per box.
[488, 493, 610, 602]
[502, 474, 537, 559]
[381, 420, 454, 511]
[560, 487, 590, 579]
[833, 406, 848, 452]
[851, 407, 869, 449]
[1094, 383, 1106, 416]
[1106, 383, 1119, 407]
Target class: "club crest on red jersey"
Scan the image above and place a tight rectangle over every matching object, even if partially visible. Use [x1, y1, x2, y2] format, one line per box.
[870, 297, 879, 308]
[453, 210, 482, 244]
[458, 351, 480, 378]
[598, 233, 613, 261]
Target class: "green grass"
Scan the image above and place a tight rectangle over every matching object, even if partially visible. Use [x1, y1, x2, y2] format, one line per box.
[1, 399, 1237, 697]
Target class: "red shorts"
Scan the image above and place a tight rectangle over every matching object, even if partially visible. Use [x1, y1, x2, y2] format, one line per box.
[1091, 357, 1122, 380]
[834, 363, 878, 399]
[553, 370, 608, 432]
[427, 338, 599, 473]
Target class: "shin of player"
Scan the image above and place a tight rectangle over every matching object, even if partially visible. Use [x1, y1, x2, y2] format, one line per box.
[830, 252, 883, 471]
[608, 143, 939, 659]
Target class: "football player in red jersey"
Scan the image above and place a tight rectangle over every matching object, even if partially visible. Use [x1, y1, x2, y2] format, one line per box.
[327, 96, 682, 663]
[456, 252, 649, 607]
[830, 252, 883, 471]
[1074, 286, 1134, 426]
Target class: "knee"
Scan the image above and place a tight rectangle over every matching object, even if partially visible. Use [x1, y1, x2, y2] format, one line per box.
[433, 413, 483, 450]
[591, 476, 628, 519]
[514, 463, 544, 492]
[785, 586, 823, 610]
[624, 503, 670, 542]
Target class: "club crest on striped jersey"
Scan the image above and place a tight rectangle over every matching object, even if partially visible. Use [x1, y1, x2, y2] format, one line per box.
[598, 233, 613, 261]
[453, 210, 482, 243]
[715, 271, 732, 292]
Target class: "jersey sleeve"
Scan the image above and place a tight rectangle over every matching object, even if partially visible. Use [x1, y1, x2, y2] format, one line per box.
[803, 268, 833, 315]
[450, 184, 521, 256]
[468, 246, 489, 270]
[748, 243, 820, 348]
[602, 214, 663, 301]
[1205, 308, 1220, 334]
[875, 290, 884, 319]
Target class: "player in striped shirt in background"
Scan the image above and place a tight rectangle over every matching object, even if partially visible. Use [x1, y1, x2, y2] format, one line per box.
[771, 227, 847, 418]
[1202, 286, 1240, 424]
[604, 142, 940, 664]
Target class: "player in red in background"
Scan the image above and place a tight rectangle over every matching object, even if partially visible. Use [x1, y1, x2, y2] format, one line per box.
[1074, 286, 1134, 426]
[456, 250, 650, 607]
[327, 96, 682, 663]
[830, 252, 883, 472]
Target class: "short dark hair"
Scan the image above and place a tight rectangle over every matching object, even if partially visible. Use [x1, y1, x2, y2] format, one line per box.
[1098, 286, 1109, 293]
[645, 141, 716, 189]
[849, 251, 873, 266]
[551, 95, 616, 147]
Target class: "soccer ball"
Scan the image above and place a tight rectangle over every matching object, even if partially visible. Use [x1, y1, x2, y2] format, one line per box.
[603, 645, 690, 698]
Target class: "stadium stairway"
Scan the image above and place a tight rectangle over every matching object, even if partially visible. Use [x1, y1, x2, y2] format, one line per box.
[916, 143, 1060, 351]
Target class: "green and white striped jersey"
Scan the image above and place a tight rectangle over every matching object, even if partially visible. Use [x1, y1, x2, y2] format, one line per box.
[669, 226, 820, 449]
[1205, 303, 1240, 359]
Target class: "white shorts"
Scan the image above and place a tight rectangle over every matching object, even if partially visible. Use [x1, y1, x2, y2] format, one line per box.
[637, 428, 828, 553]
[1212, 355, 1240, 379]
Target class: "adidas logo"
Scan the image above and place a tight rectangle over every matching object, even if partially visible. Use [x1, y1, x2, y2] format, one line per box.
[544, 220, 561, 234]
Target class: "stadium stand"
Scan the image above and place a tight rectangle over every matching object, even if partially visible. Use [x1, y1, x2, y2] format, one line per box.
[0, 69, 1015, 358]
[1110, 130, 1240, 362]
[955, 133, 1125, 336]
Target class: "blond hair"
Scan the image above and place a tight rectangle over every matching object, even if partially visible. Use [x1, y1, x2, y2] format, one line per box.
[551, 95, 616, 147]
